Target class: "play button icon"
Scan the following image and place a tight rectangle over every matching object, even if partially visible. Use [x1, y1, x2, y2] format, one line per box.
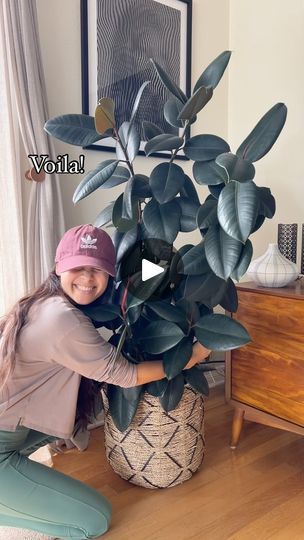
[118, 237, 184, 302]
[142, 259, 165, 281]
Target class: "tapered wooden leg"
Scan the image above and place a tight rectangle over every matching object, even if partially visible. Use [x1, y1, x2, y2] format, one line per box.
[230, 408, 245, 449]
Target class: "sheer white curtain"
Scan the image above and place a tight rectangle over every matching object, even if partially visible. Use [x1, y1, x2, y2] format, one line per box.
[1, 0, 65, 291]
[0, 14, 26, 317]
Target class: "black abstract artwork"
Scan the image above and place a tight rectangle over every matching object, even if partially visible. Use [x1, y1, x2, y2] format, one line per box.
[81, 0, 192, 157]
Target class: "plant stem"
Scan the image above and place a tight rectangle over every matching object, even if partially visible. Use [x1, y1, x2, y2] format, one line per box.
[121, 277, 130, 319]
[170, 121, 189, 164]
[114, 127, 135, 176]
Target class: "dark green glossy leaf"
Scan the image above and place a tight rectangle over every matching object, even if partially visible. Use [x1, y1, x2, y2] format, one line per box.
[172, 275, 187, 303]
[129, 81, 150, 131]
[236, 103, 287, 162]
[251, 214, 266, 234]
[176, 299, 201, 325]
[146, 379, 168, 397]
[126, 304, 142, 325]
[159, 374, 185, 412]
[198, 304, 212, 318]
[203, 280, 229, 309]
[131, 174, 152, 199]
[169, 244, 193, 282]
[231, 240, 253, 281]
[176, 197, 200, 232]
[215, 153, 255, 182]
[108, 384, 141, 432]
[73, 160, 119, 203]
[142, 120, 163, 141]
[151, 59, 187, 103]
[142, 237, 174, 262]
[149, 162, 185, 204]
[126, 269, 168, 310]
[140, 220, 153, 240]
[112, 193, 139, 232]
[193, 159, 228, 185]
[116, 226, 138, 264]
[145, 134, 183, 156]
[135, 321, 185, 353]
[208, 183, 225, 199]
[194, 313, 251, 350]
[122, 385, 143, 403]
[219, 278, 238, 313]
[146, 301, 186, 323]
[178, 244, 194, 256]
[164, 97, 184, 128]
[178, 243, 209, 275]
[163, 337, 193, 379]
[184, 135, 230, 162]
[178, 86, 213, 121]
[81, 303, 122, 322]
[184, 366, 209, 396]
[122, 176, 135, 219]
[112, 230, 124, 250]
[101, 165, 130, 188]
[257, 186, 276, 218]
[218, 181, 259, 243]
[180, 175, 200, 206]
[184, 272, 227, 307]
[205, 224, 243, 280]
[94, 201, 115, 227]
[117, 121, 140, 163]
[143, 199, 181, 244]
[44, 114, 103, 147]
[194, 50, 232, 93]
[197, 198, 218, 229]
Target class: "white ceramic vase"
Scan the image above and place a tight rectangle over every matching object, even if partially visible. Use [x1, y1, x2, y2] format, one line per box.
[246, 243, 298, 287]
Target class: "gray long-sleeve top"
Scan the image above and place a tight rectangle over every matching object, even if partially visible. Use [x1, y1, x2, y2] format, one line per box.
[0, 296, 137, 438]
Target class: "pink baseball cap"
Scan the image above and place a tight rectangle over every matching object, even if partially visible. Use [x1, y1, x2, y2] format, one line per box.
[55, 224, 116, 276]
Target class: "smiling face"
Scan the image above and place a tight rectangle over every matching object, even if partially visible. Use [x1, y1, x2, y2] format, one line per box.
[56, 265, 109, 305]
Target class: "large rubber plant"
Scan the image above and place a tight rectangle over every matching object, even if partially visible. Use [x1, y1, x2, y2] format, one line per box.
[45, 51, 287, 431]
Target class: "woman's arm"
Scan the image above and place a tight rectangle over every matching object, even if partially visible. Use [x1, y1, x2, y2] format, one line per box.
[136, 341, 211, 386]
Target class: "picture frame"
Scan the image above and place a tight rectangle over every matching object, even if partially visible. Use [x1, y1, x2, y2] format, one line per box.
[80, 0, 192, 159]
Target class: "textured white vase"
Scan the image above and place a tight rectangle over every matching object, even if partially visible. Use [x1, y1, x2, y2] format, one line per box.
[246, 243, 298, 287]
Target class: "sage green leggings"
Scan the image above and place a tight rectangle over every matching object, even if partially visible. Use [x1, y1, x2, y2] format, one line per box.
[0, 426, 111, 539]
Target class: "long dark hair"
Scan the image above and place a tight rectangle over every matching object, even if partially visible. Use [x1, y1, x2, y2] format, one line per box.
[0, 271, 63, 391]
[0, 271, 114, 431]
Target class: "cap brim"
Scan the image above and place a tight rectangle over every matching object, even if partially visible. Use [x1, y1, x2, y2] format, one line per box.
[56, 255, 116, 277]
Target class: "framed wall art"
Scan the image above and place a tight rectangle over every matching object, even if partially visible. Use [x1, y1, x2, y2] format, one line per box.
[81, 0, 192, 158]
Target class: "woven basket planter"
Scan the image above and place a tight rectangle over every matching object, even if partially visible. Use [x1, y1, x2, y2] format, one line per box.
[101, 385, 205, 489]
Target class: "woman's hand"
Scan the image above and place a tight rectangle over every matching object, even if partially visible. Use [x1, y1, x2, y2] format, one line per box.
[184, 341, 211, 370]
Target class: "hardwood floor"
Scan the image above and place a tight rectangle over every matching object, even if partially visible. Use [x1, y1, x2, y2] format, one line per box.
[52, 385, 304, 540]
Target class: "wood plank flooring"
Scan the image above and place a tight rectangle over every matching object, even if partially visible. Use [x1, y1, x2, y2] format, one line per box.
[52, 385, 304, 539]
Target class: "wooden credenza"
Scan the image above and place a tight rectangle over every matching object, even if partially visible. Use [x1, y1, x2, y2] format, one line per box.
[225, 280, 304, 448]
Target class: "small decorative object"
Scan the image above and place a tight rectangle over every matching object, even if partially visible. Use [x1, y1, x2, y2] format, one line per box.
[301, 224, 304, 275]
[247, 243, 298, 287]
[102, 385, 205, 489]
[277, 223, 298, 263]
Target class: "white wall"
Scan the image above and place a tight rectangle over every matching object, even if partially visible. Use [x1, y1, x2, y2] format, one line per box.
[229, 0, 304, 263]
[35, 0, 229, 249]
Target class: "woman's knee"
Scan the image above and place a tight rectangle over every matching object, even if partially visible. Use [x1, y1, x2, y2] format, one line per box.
[81, 499, 112, 538]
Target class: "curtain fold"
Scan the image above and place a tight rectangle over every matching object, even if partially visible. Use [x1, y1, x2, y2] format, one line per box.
[0, 10, 26, 316]
[2, 0, 65, 290]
